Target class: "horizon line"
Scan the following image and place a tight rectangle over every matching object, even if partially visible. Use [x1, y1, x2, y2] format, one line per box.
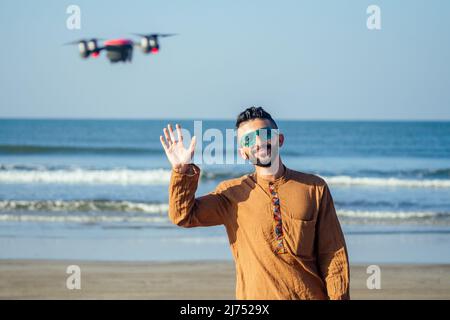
[1, 117, 450, 122]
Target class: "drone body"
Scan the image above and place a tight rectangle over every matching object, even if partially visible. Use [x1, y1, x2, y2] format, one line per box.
[67, 34, 176, 63]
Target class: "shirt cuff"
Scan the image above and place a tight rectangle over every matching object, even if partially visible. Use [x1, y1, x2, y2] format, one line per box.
[172, 163, 200, 177]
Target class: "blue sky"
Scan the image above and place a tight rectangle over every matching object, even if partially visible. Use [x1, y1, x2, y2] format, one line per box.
[0, 0, 449, 120]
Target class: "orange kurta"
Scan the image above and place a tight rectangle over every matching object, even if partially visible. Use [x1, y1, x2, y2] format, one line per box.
[168, 164, 350, 300]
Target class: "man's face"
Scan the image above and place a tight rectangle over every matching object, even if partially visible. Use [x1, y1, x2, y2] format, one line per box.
[237, 119, 284, 167]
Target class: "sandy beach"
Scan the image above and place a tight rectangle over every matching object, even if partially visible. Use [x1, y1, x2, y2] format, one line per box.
[0, 260, 449, 299]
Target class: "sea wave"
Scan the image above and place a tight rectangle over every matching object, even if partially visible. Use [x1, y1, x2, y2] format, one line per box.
[0, 214, 168, 224]
[322, 175, 450, 188]
[0, 168, 172, 185]
[0, 210, 447, 224]
[1, 166, 450, 187]
[338, 210, 450, 220]
[0, 200, 448, 224]
[357, 168, 450, 179]
[3, 163, 450, 177]
[0, 200, 168, 213]
[0, 167, 246, 185]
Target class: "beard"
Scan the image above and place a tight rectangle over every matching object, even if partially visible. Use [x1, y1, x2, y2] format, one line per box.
[247, 143, 277, 167]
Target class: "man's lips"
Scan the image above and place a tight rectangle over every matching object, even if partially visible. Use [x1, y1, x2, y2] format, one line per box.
[255, 150, 270, 156]
[252, 145, 271, 157]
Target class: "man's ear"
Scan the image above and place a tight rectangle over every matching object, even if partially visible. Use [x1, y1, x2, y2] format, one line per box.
[238, 148, 248, 160]
[278, 133, 284, 147]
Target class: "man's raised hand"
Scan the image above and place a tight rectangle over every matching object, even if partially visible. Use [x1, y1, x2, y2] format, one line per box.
[160, 124, 196, 174]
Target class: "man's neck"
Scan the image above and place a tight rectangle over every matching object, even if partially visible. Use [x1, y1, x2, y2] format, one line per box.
[254, 157, 285, 181]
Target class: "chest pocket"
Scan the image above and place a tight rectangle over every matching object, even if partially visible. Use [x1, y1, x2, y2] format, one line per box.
[283, 215, 317, 259]
[283, 192, 318, 221]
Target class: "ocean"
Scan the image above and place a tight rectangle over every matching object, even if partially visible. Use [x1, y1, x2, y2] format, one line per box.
[1, 119, 449, 263]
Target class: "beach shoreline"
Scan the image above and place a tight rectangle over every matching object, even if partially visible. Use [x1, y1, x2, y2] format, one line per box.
[0, 260, 449, 299]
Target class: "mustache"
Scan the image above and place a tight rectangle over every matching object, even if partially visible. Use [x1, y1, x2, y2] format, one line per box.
[246, 143, 278, 167]
[251, 143, 272, 153]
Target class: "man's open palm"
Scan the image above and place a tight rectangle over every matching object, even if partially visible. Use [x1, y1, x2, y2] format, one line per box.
[160, 124, 196, 172]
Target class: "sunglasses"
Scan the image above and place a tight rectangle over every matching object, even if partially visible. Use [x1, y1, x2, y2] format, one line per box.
[239, 127, 279, 148]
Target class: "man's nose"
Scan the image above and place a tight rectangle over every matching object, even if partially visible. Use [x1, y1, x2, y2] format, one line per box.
[255, 135, 264, 144]
[254, 135, 264, 148]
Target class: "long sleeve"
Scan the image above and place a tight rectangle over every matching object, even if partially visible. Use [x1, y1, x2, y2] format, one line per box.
[168, 164, 231, 228]
[316, 183, 350, 300]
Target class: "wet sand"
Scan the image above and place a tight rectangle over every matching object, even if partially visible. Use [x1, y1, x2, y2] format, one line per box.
[0, 260, 449, 299]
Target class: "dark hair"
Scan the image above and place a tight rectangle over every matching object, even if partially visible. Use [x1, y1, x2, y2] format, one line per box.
[235, 106, 278, 129]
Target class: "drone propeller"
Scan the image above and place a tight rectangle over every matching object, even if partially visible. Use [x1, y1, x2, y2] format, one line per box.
[63, 40, 82, 46]
[131, 33, 177, 54]
[63, 38, 105, 46]
[132, 33, 177, 38]
[64, 38, 105, 58]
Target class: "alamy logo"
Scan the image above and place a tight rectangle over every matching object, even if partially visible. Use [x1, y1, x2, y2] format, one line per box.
[366, 265, 381, 289]
[367, 5, 381, 30]
[66, 265, 81, 290]
[66, 5, 81, 30]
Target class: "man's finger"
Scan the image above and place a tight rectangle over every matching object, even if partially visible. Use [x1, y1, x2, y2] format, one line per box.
[176, 124, 183, 142]
[160, 135, 168, 151]
[168, 124, 176, 143]
[163, 128, 172, 145]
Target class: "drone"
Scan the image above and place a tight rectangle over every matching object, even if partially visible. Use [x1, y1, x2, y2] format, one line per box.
[65, 33, 176, 63]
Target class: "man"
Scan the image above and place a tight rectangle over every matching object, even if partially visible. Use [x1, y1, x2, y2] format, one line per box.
[159, 107, 350, 300]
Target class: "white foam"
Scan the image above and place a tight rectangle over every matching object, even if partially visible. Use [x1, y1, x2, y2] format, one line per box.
[337, 210, 448, 219]
[0, 214, 169, 224]
[0, 200, 169, 213]
[1, 167, 450, 188]
[0, 168, 172, 185]
[323, 175, 450, 188]
[1, 199, 448, 223]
